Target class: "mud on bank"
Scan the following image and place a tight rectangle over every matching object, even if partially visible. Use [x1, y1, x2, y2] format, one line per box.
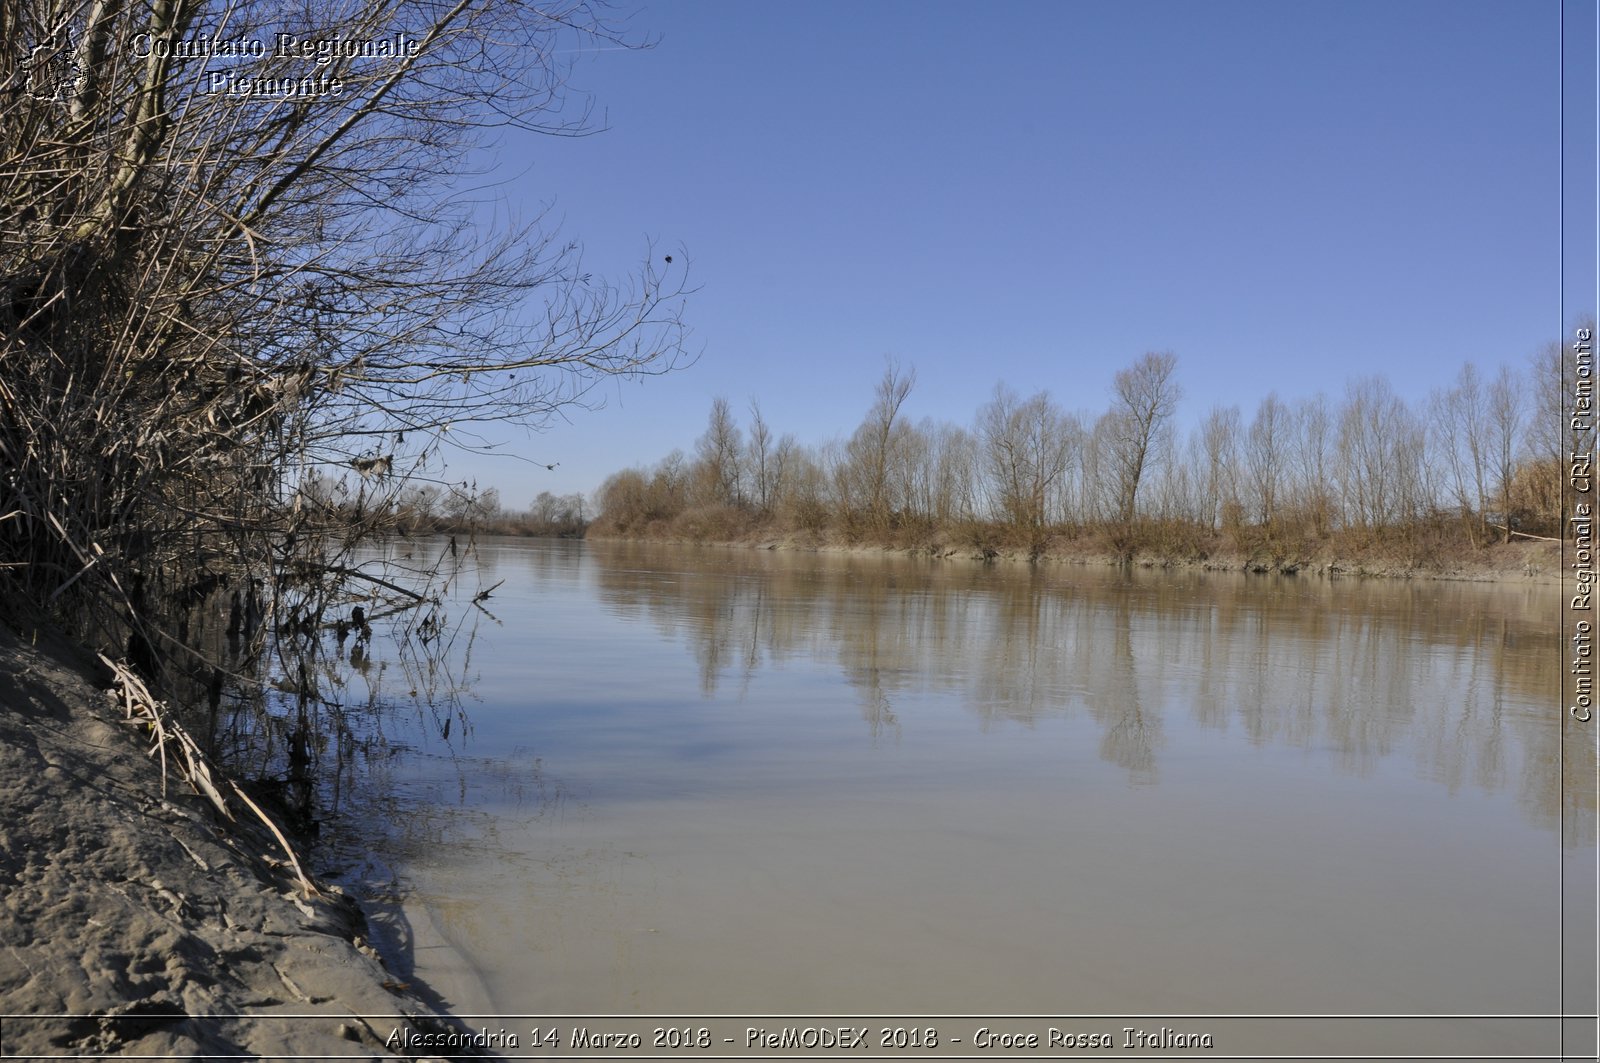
[588, 532, 1565, 587]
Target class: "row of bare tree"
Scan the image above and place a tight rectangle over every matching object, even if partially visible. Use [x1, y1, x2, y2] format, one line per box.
[597, 337, 1588, 555]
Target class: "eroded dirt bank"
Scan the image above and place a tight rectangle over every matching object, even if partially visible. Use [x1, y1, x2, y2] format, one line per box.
[589, 532, 1565, 587]
[0, 625, 486, 1061]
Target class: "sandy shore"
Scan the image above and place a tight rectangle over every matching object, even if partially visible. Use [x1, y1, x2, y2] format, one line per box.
[0, 624, 491, 1061]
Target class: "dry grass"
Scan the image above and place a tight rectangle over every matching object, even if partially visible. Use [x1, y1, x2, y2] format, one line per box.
[100, 654, 318, 897]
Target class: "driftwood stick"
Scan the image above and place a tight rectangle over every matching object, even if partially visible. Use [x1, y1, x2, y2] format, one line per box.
[229, 781, 320, 898]
[1488, 523, 1560, 543]
[316, 563, 428, 602]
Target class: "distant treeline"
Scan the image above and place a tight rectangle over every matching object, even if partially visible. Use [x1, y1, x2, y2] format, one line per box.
[590, 338, 1591, 563]
[300, 477, 591, 538]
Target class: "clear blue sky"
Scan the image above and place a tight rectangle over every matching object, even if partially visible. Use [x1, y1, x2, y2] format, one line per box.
[436, 0, 1594, 510]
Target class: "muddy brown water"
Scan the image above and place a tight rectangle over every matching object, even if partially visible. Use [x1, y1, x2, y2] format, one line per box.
[329, 538, 1591, 1055]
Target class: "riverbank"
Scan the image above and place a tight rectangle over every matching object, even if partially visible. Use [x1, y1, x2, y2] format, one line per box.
[586, 530, 1565, 586]
[0, 623, 489, 1061]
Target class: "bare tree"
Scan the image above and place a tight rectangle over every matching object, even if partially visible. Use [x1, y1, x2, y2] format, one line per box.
[769, 432, 797, 514]
[894, 419, 934, 526]
[840, 360, 916, 530]
[529, 490, 584, 532]
[898, 418, 939, 526]
[694, 397, 743, 507]
[977, 384, 1076, 537]
[594, 469, 649, 532]
[1290, 393, 1335, 534]
[1437, 363, 1490, 541]
[1106, 352, 1181, 526]
[396, 482, 443, 531]
[746, 400, 773, 513]
[775, 441, 831, 531]
[1197, 405, 1242, 531]
[1080, 413, 1118, 525]
[443, 484, 500, 524]
[902, 419, 968, 531]
[0, 0, 690, 689]
[1524, 319, 1597, 532]
[1486, 365, 1523, 540]
[1527, 339, 1568, 488]
[1336, 377, 1421, 530]
[1245, 393, 1288, 528]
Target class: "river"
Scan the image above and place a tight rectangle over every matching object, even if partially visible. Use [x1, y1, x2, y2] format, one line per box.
[319, 537, 1589, 1056]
